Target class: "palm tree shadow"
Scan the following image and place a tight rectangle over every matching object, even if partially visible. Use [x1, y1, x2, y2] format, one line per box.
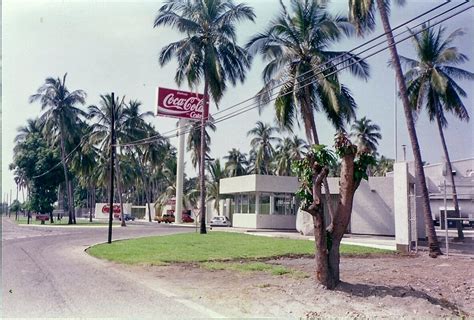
[336, 282, 466, 316]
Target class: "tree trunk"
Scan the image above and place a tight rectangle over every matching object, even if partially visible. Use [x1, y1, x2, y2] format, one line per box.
[199, 80, 209, 234]
[376, 0, 441, 256]
[302, 94, 336, 224]
[89, 184, 93, 222]
[59, 126, 74, 224]
[436, 115, 463, 239]
[69, 180, 76, 224]
[115, 159, 126, 227]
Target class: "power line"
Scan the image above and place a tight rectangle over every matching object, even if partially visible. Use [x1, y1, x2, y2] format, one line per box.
[31, 131, 94, 179]
[122, 1, 472, 147]
[119, 0, 468, 148]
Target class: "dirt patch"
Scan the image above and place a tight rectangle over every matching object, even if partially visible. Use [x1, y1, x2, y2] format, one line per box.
[120, 253, 473, 318]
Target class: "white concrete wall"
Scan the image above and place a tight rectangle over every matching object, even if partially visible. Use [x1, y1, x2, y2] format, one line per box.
[256, 214, 296, 229]
[94, 203, 132, 220]
[220, 174, 301, 194]
[351, 178, 395, 236]
[232, 214, 257, 228]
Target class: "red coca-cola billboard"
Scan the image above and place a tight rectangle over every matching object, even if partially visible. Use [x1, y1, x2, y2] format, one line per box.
[157, 87, 209, 120]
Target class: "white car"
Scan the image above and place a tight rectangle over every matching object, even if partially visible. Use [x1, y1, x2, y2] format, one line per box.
[210, 216, 231, 227]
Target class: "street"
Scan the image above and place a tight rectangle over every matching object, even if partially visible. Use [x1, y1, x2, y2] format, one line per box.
[1, 217, 224, 319]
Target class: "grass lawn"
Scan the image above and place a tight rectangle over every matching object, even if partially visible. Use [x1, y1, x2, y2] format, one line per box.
[87, 231, 391, 265]
[13, 216, 113, 226]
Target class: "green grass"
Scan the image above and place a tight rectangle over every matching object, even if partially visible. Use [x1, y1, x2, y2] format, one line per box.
[13, 216, 113, 226]
[87, 231, 391, 265]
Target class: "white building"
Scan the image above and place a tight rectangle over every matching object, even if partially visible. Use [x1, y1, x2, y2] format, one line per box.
[218, 158, 474, 239]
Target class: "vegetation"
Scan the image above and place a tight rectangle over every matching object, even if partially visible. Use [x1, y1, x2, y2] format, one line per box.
[155, 0, 256, 234]
[401, 24, 473, 239]
[348, 0, 442, 256]
[293, 133, 376, 289]
[87, 231, 390, 265]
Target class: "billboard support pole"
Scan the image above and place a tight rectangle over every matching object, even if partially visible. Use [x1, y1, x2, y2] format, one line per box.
[175, 118, 186, 224]
[108, 92, 115, 244]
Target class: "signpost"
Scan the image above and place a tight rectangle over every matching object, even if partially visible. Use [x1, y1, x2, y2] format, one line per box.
[157, 87, 208, 225]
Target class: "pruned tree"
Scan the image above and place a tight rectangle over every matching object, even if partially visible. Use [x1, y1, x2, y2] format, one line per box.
[293, 133, 375, 289]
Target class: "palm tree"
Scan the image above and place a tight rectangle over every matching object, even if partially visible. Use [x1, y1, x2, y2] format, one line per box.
[373, 155, 395, 177]
[155, 0, 255, 234]
[29, 73, 87, 224]
[247, 0, 369, 224]
[224, 148, 249, 177]
[350, 117, 382, 155]
[88, 94, 131, 226]
[206, 159, 226, 215]
[274, 136, 308, 176]
[348, 0, 442, 256]
[401, 24, 473, 240]
[186, 119, 216, 170]
[14, 118, 44, 143]
[247, 121, 280, 175]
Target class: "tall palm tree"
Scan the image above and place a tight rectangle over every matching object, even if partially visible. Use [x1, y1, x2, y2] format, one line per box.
[88, 94, 131, 226]
[247, 0, 369, 223]
[206, 159, 226, 215]
[350, 116, 382, 155]
[401, 25, 473, 240]
[224, 148, 249, 177]
[247, 121, 280, 175]
[348, 0, 442, 256]
[155, 0, 255, 234]
[29, 73, 87, 224]
[186, 119, 216, 170]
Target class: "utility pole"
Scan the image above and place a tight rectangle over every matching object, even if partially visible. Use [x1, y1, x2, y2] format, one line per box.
[175, 118, 186, 224]
[108, 92, 116, 244]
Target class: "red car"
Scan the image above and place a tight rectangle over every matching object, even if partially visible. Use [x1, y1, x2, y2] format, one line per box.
[181, 215, 194, 223]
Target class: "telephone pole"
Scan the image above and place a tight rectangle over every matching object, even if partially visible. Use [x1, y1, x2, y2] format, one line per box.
[108, 92, 116, 244]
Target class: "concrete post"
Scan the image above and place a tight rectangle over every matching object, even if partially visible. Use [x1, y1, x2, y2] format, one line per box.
[394, 162, 410, 252]
[175, 118, 186, 224]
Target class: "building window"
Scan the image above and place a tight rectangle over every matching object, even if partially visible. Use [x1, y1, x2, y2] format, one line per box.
[260, 193, 271, 214]
[274, 193, 297, 215]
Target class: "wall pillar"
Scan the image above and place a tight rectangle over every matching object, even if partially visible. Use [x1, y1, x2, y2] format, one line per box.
[394, 162, 410, 252]
[269, 194, 275, 215]
[255, 192, 260, 215]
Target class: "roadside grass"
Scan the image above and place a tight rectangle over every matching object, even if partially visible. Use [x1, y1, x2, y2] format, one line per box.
[87, 231, 391, 266]
[13, 216, 113, 226]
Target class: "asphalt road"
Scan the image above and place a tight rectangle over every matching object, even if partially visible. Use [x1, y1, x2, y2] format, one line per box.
[1, 217, 223, 319]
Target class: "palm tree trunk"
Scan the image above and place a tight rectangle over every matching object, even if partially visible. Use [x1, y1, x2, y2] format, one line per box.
[59, 125, 75, 224]
[199, 79, 209, 234]
[376, 0, 441, 256]
[435, 114, 463, 239]
[89, 184, 93, 222]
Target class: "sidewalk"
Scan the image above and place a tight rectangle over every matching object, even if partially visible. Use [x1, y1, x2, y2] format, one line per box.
[171, 223, 397, 251]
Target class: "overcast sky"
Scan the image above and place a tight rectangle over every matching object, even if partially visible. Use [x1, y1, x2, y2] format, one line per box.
[2, 0, 474, 200]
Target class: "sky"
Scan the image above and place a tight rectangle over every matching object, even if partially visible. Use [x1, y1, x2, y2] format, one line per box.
[2, 0, 474, 201]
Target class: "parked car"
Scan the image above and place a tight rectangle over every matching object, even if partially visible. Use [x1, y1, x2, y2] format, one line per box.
[157, 214, 175, 224]
[121, 213, 135, 221]
[182, 215, 194, 223]
[210, 216, 231, 227]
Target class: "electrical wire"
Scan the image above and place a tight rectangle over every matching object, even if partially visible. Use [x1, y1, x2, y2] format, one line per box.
[119, 0, 468, 148]
[120, 1, 472, 147]
[29, 1, 472, 178]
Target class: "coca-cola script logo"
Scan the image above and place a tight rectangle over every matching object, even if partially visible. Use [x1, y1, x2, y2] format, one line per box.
[157, 87, 209, 120]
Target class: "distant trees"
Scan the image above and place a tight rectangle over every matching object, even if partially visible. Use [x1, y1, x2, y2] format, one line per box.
[29, 73, 87, 224]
